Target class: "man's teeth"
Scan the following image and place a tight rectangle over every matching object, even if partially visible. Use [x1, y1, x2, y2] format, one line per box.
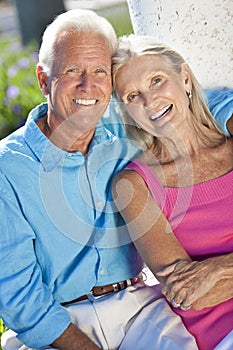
[150, 104, 172, 120]
[73, 99, 97, 106]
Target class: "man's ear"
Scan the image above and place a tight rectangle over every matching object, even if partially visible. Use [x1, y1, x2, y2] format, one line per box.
[181, 63, 192, 92]
[36, 65, 49, 95]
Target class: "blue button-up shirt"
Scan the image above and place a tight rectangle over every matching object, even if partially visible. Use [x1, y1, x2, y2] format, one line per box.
[0, 102, 143, 347]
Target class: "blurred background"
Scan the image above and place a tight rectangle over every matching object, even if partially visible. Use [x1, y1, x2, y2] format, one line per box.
[0, 0, 133, 139]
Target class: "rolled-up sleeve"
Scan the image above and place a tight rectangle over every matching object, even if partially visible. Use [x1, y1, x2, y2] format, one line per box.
[0, 172, 71, 348]
[205, 88, 233, 136]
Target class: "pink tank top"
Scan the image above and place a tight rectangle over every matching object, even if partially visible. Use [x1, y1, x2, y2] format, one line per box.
[127, 159, 233, 350]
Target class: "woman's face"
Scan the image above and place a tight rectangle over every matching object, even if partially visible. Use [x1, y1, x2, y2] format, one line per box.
[115, 54, 192, 137]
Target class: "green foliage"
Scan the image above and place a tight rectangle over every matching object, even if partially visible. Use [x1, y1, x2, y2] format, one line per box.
[0, 318, 7, 349]
[0, 38, 46, 139]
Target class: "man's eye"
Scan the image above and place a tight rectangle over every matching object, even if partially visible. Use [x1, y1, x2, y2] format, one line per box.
[67, 68, 82, 75]
[95, 68, 108, 76]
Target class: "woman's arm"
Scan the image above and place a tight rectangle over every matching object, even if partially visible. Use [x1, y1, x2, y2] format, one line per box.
[112, 170, 233, 310]
[112, 170, 191, 280]
[194, 278, 233, 310]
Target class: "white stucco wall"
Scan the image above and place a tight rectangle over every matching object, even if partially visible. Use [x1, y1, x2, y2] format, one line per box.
[127, 0, 233, 89]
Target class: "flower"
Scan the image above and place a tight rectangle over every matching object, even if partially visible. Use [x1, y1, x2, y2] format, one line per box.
[18, 57, 30, 68]
[10, 41, 22, 52]
[6, 85, 19, 99]
[3, 97, 10, 106]
[0, 38, 46, 139]
[12, 105, 22, 115]
[31, 52, 39, 63]
[18, 117, 26, 127]
[7, 66, 19, 78]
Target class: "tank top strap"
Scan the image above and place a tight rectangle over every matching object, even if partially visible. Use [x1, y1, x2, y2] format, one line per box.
[127, 159, 166, 208]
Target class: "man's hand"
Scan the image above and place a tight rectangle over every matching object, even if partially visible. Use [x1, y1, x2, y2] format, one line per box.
[51, 323, 101, 350]
[227, 114, 233, 135]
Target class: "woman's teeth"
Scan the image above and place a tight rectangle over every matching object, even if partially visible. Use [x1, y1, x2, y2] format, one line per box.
[150, 104, 173, 120]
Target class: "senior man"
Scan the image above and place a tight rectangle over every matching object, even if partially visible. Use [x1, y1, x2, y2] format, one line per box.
[0, 9, 232, 350]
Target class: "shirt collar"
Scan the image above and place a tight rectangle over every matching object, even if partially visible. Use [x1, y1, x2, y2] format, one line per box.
[23, 103, 116, 172]
[23, 103, 65, 172]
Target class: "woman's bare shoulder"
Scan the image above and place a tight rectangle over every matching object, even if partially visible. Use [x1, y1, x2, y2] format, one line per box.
[113, 167, 145, 187]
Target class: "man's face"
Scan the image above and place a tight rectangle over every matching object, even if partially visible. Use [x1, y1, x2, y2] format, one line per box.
[47, 31, 113, 132]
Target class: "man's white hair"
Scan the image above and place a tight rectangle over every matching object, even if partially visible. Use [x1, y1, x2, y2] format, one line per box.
[38, 9, 117, 75]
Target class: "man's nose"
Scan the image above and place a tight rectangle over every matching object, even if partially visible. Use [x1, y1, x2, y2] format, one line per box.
[78, 73, 95, 91]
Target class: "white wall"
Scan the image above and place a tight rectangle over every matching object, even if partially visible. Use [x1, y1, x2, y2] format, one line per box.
[127, 0, 233, 89]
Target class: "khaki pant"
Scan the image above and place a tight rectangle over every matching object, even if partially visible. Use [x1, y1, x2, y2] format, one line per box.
[1, 283, 198, 350]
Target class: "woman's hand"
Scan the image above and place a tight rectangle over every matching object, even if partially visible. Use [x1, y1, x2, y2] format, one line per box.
[157, 254, 233, 310]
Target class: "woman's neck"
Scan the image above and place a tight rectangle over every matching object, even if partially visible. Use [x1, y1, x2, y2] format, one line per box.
[153, 118, 226, 163]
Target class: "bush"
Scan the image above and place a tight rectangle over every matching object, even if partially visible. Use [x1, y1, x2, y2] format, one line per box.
[0, 38, 46, 140]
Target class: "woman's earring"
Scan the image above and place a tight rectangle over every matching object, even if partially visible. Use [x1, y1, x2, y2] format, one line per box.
[188, 90, 192, 99]
[135, 122, 141, 129]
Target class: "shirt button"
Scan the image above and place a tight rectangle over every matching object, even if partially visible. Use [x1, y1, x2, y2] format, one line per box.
[97, 201, 103, 207]
[99, 269, 105, 275]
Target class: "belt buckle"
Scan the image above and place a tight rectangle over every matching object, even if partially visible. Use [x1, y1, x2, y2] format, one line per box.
[87, 290, 108, 302]
[87, 291, 97, 302]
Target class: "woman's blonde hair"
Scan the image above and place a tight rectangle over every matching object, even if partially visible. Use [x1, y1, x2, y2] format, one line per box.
[112, 34, 224, 152]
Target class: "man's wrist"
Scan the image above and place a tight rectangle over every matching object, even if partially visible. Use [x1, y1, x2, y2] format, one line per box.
[51, 323, 101, 350]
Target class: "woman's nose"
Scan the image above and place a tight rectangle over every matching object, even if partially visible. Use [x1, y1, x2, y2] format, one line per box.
[143, 92, 156, 110]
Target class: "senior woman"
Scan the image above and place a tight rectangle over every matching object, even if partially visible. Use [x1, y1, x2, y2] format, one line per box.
[112, 34, 233, 350]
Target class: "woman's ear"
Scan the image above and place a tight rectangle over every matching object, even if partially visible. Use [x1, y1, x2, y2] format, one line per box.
[36, 65, 49, 95]
[181, 63, 192, 92]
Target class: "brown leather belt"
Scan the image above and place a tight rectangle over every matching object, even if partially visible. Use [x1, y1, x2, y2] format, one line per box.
[61, 274, 142, 306]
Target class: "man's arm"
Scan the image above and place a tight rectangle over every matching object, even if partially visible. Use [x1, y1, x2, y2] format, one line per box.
[51, 323, 100, 350]
[0, 174, 70, 348]
[205, 88, 233, 136]
[227, 116, 233, 135]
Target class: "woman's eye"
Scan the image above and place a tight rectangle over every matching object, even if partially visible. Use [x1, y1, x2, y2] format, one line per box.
[127, 93, 139, 102]
[152, 77, 162, 85]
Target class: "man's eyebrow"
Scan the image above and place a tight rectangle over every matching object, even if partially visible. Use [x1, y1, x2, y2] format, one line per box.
[65, 65, 83, 70]
[64, 64, 111, 73]
[97, 64, 111, 72]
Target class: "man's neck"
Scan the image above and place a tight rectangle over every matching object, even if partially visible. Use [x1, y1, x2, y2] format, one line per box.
[36, 114, 95, 155]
